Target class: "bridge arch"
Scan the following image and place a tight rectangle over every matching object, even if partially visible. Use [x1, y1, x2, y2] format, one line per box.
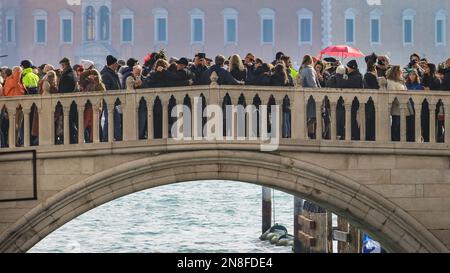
[0, 150, 446, 253]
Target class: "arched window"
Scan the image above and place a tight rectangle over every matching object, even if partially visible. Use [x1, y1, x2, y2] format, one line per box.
[99, 6, 110, 41]
[85, 6, 95, 41]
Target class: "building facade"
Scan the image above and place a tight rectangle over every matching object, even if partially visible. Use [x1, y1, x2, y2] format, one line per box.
[0, 0, 449, 68]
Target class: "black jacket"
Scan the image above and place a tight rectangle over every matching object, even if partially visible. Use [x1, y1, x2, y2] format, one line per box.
[58, 67, 77, 93]
[202, 65, 242, 85]
[144, 71, 169, 88]
[363, 72, 380, 89]
[326, 74, 346, 89]
[230, 67, 247, 82]
[189, 65, 208, 85]
[342, 70, 363, 89]
[441, 68, 450, 91]
[166, 69, 194, 87]
[423, 74, 441, 91]
[245, 66, 271, 86]
[101, 66, 121, 91]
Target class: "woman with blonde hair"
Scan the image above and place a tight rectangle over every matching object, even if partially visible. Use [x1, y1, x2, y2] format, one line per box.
[229, 54, 247, 81]
[386, 65, 406, 91]
[40, 70, 58, 95]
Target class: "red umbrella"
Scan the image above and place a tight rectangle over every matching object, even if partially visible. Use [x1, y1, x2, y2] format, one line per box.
[320, 45, 365, 61]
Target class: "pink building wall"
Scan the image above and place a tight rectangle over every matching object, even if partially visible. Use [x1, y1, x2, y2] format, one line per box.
[0, 0, 324, 68]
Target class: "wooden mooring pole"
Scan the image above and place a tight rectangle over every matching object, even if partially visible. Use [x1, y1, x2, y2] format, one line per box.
[262, 187, 272, 234]
[293, 197, 303, 253]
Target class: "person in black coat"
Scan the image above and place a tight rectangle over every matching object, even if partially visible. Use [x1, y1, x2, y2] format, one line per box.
[58, 58, 77, 93]
[101, 55, 121, 91]
[246, 62, 271, 86]
[190, 53, 208, 85]
[364, 62, 380, 89]
[342, 60, 363, 89]
[423, 63, 441, 91]
[270, 63, 291, 86]
[202, 55, 243, 85]
[166, 58, 194, 87]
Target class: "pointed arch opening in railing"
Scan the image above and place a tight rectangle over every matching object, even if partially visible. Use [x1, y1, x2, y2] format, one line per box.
[436, 100, 445, 143]
[306, 96, 316, 139]
[365, 98, 376, 141]
[113, 99, 123, 142]
[168, 96, 177, 139]
[421, 99, 430, 143]
[322, 96, 331, 140]
[406, 98, 416, 142]
[336, 97, 345, 140]
[252, 94, 262, 138]
[0, 105, 9, 148]
[153, 97, 163, 139]
[54, 102, 63, 145]
[138, 97, 148, 140]
[351, 97, 360, 141]
[222, 93, 232, 138]
[84, 101, 93, 143]
[183, 94, 192, 138]
[237, 93, 247, 138]
[69, 101, 78, 144]
[267, 95, 276, 137]
[282, 95, 291, 139]
[29, 103, 39, 146]
[391, 98, 401, 142]
[99, 99, 108, 143]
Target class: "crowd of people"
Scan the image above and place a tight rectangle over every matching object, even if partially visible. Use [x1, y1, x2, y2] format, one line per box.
[0, 49, 450, 147]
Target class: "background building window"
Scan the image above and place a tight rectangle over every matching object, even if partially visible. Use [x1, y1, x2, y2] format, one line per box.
[99, 6, 110, 41]
[222, 8, 238, 45]
[120, 8, 134, 44]
[258, 8, 275, 45]
[59, 9, 74, 44]
[85, 6, 95, 41]
[345, 8, 357, 44]
[190, 9, 205, 44]
[6, 18, 15, 43]
[402, 9, 416, 45]
[33, 9, 48, 44]
[153, 8, 168, 44]
[297, 9, 313, 45]
[435, 9, 447, 46]
[369, 9, 382, 45]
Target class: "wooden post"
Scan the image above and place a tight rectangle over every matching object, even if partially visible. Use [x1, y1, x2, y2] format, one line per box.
[337, 216, 348, 253]
[293, 197, 303, 253]
[262, 187, 272, 234]
[336, 216, 361, 253]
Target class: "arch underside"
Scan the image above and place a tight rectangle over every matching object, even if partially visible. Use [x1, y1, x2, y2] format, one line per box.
[0, 150, 446, 253]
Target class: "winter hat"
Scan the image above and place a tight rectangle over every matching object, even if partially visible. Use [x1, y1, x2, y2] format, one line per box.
[80, 59, 94, 70]
[365, 52, 378, 64]
[346, 60, 358, 70]
[126, 58, 139, 68]
[275, 52, 284, 60]
[21, 60, 33, 68]
[336, 65, 347, 75]
[106, 55, 118, 66]
[176, 57, 189, 66]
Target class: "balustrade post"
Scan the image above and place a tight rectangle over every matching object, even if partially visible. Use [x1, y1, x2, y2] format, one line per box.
[147, 100, 154, 140]
[162, 102, 169, 139]
[415, 104, 422, 143]
[400, 105, 407, 142]
[8, 109, 16, 148]
[360, 103, 366, 141]
[63, 108, 70, 145]
[316, 102, 322, 140]
[429, 104, 436, 144]
[376, 93, 389, 142]
[292, 92, 305, 140]
[23, 109, 30, 147]
[124, 93, 137, 141]
[39, 99, 53, 146]
[330, 102, 337, 140]
[345, 104, 351, 141]
[108, 104, 114, 142]
[78, 106, 84, 144]
[445, 111, 450, 145]
[93, 104, 100, 143]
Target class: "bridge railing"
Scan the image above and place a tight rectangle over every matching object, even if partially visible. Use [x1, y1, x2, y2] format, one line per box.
[1, 81, 450, 149]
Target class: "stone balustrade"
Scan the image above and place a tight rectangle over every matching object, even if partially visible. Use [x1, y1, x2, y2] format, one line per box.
[0, 84, 450, 150]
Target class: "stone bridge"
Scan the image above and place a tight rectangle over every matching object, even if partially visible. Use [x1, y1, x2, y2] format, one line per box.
[1, 82, 450, 253]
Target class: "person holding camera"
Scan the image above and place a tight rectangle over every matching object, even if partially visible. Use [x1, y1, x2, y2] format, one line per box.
[405, 53, 424, 79]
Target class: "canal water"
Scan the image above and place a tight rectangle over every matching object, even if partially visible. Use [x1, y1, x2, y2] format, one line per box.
[29, 181, 295, 253]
